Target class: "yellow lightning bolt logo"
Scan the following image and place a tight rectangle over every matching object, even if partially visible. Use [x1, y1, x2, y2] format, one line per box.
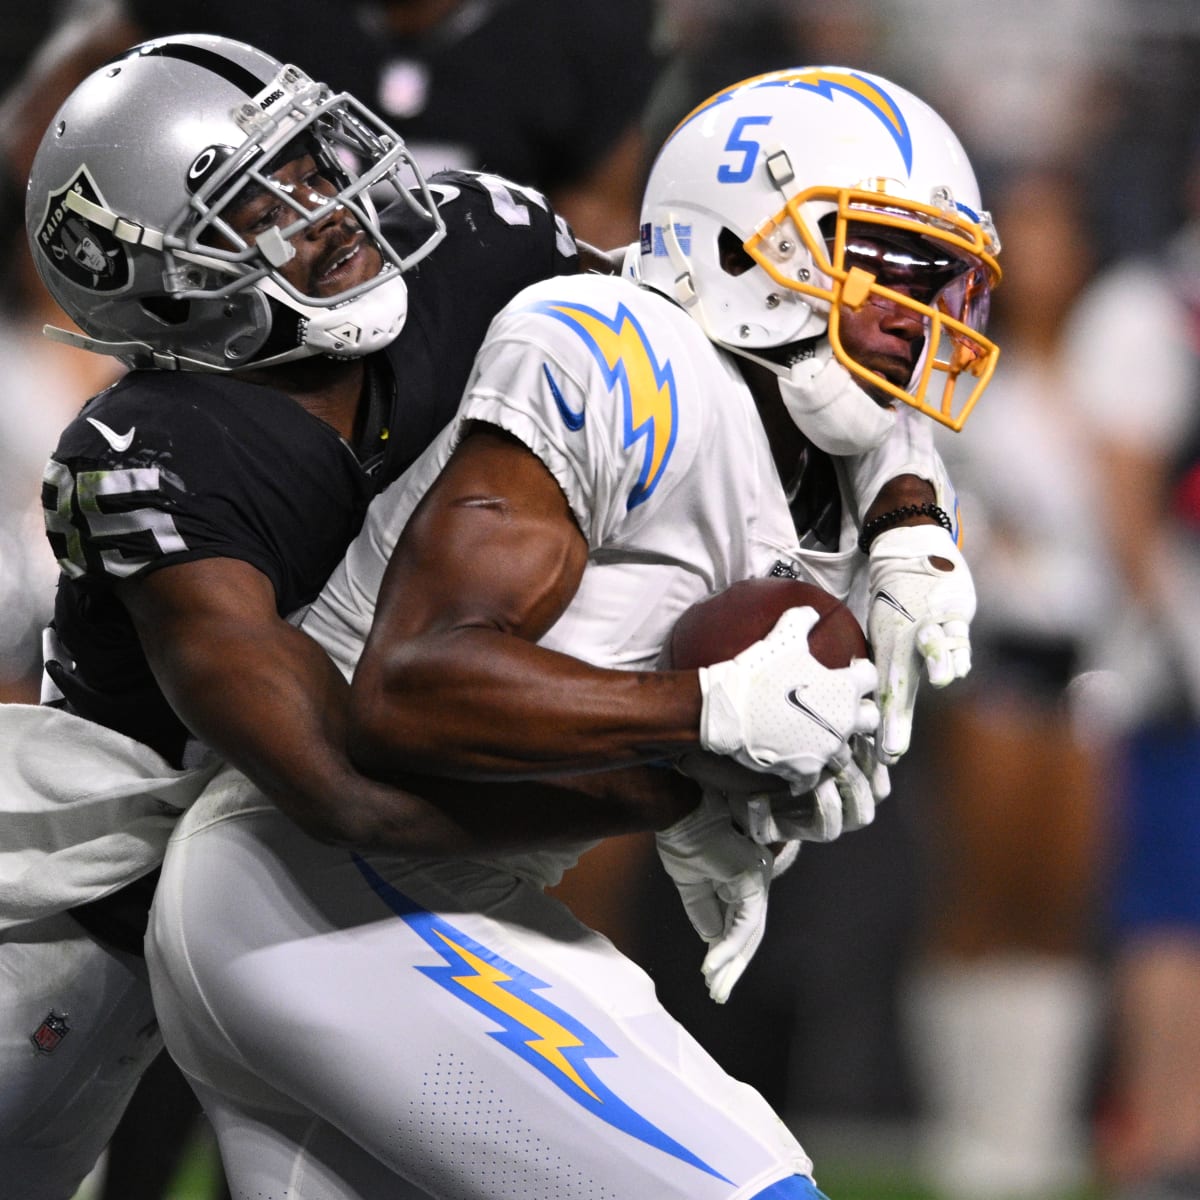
[536, 299, 679, 509]
[352, 855, 730, 1181]
[433, 928, 598, 1099]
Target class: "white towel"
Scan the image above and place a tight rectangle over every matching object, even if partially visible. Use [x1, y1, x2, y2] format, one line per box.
[0, 704, 220, 929]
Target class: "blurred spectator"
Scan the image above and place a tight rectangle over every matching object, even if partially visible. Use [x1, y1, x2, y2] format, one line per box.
[877, 0, 1130, 184]
[0, 0, 657, 251]
[1062, 146, 1200, 1200]
[0, 1, 129, 700]
[904, 167, 1117, 1200]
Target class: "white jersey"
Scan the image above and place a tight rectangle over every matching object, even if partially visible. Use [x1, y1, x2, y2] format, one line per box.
[302, 273, 854, 885]
[313, 273, 832, 669]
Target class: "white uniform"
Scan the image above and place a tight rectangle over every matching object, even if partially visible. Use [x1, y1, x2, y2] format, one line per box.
[146, 274, 853, 1199]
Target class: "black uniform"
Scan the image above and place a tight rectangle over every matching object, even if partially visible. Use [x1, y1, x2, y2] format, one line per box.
[40, 171, 580, 950]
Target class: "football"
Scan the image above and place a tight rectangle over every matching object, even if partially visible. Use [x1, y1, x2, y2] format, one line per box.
[664, 577, 868, 670]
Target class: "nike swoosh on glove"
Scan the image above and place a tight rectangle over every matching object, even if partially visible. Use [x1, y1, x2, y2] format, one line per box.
[867, 524, 975, 764]
[656, 790, 773, 1004]
[778, 339, 895, 455]
[699, 606, 880, 793]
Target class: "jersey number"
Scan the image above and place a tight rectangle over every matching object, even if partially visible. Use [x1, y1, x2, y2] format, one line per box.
[43, 460, 187, 580]
[429, 174, 576, 257]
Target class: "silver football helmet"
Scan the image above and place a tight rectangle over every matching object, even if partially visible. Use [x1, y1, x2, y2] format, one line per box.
[637, 67, 1002, 431]
[26, 34, 446, 372]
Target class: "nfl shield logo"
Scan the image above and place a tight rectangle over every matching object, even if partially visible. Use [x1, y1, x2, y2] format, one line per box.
[30, 1010, 70, 1054]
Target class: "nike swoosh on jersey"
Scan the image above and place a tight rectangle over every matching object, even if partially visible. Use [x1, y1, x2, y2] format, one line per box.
[86, 417, 136, 452]
[784, 689, 843, 739]
[543, 364, 584, 430]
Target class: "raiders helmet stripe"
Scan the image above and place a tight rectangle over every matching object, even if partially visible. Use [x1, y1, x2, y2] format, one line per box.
[124, 41, 270, 98]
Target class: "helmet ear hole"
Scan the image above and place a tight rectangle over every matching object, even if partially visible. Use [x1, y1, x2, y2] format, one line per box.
[140, 296, 192, 326]
[718, 228, 755, 277]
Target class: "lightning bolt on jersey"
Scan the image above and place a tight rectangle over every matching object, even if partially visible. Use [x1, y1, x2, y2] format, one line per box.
[304, 272, 861, 887]
[41, 172, 580, 768]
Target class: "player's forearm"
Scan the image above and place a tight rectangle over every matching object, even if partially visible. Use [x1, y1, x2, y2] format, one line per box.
[861, 473, 937, 525]
[128, 572, 697, 851]
[171, 628, 701, 851]
[387, 764, 701, 848]
[147, 612, 396, 843]
[349, 626, 704, 781]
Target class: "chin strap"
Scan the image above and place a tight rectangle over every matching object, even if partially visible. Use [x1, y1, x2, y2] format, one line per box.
[778, 341, 896, 455]
[41, 324, 195, 370]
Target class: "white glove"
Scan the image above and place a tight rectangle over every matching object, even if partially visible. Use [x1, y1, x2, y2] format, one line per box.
[867, 524, 976, 763]
[778, 339, 895, 455]
[656, 791, 773, 1004]
[670, 752, 802, 877]
[699, 606, 880, 793]
[731, 734, 891, 845]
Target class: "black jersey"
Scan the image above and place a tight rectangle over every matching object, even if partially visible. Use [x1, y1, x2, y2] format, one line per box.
[42, 172, 581, 767]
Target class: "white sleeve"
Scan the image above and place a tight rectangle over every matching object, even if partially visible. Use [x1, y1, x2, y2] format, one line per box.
[842, 406, 960, 529]
[457, 298, 683, 548]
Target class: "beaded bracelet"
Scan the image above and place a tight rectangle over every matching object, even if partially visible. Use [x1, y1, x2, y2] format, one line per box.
[857, 502, 952, 554]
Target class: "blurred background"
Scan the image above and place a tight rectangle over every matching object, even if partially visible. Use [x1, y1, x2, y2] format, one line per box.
[2, 1, 1199, 1198]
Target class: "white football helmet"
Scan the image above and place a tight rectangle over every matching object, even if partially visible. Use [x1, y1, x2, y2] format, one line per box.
[26, 34, 446, 372]
[638, 67, 1002, 431]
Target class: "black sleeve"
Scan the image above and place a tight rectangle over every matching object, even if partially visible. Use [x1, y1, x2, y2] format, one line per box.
[42, 373, 370, 765]
[43, 374, 368, 614]
[46, 397, 286, 594]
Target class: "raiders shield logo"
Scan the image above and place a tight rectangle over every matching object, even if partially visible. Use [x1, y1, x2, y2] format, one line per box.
[35, 167, 130, 292]
[30, 1010, 70, 1054]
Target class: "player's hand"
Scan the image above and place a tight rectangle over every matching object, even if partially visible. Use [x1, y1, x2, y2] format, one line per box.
[777, 338, 895, 455]
[730, 734, 891, 844]
[867, 524, 975, 764]
[698, 607, 880, 793]
[655, 790, 773, 1004]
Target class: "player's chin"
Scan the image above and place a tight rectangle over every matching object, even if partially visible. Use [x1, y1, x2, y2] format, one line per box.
[861, 359, 916, 405]
[859, 377, 902, 408]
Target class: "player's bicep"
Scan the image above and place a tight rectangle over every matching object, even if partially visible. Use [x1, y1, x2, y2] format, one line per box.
[364, 422, 588, 653]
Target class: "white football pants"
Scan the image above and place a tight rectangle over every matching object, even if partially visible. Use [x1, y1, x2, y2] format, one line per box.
[0, 912, 161, 1200]
[147, 794, 824, 1200]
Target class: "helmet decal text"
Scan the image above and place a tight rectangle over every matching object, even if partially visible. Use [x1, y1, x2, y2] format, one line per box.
[36, 167, 130, 292]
